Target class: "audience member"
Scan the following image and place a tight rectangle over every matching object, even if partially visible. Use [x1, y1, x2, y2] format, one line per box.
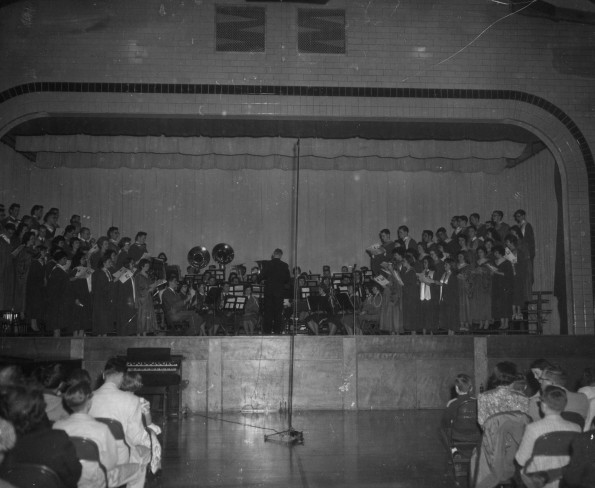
[87, 358, 150, 488]
[516, 386, 581, 488]
[477, 361, 529, 427]
[54, 381, 141, 488]
[0, 385, 81, 488]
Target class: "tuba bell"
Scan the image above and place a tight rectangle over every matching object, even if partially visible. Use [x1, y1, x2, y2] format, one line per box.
[187, 246, 211, 269]
[212, 243, 234, 265]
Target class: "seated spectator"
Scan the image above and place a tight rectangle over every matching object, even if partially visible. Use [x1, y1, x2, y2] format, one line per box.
[0, 385, 81, 488]
[54, 381, 141, 488]
[119, 372, 162, 475]
[477, 361, 529, 428]
[87, 358, 150, 488]
[528, 366, 589, 427]
[31, 363, 69, 422]
[516, 386, 581, 488]
[577, 367, 595, 401]
[525, 359, 555, 398]
[440, 374, 480, 450]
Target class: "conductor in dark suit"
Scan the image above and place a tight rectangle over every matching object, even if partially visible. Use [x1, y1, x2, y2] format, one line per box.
[261, 248, 290, 335]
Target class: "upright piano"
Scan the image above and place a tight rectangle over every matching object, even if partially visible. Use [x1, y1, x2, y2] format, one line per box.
[122, 348, 183, 418]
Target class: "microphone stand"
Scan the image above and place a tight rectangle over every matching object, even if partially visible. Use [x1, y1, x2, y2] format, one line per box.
[264, 139, 304, 446]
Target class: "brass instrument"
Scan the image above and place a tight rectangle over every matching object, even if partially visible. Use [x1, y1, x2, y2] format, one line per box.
[212, 243, 234, 265]
[187, 246, 210, 269]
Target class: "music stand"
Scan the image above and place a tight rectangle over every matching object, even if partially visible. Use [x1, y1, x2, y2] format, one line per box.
[335, 292, 353, 312]
[307, 274, 321, 283]
[223, 296, 246, 312]
[306, 295, 327, 312]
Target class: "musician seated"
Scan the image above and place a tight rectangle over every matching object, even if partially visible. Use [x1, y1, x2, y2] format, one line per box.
[241, 285, 260, 335]
[342, 283, 382, 335]
[161, 274, 205, 335]
[305, 286, 342, 336]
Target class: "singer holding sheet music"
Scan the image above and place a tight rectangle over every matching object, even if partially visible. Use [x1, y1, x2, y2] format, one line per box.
[260, 248, 290, 335]
[366, 229, 396, 275]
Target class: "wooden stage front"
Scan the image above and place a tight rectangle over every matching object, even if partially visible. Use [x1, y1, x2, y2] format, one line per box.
[1, 335, 593, 413]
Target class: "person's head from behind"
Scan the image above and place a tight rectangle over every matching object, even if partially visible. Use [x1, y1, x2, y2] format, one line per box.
[454, 374, 473, 396]
[0, 385, 47, 436]
[540, 385, 567, 416]
[273, 248, 283, 259]
[540, 366, 567, 389]
[103, 357, 127, 387]
[0, 365, 26, 387]
[487, 361, 520, 389]
[63, 381, 93, 414]
[120, 372, 143, 393]
[65, 368, 92, 390]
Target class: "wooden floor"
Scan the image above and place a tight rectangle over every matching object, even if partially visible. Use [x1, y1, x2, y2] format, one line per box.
[149, 410, 458, 488]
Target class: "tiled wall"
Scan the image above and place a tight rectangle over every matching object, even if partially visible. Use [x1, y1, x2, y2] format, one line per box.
[0, 0, 594, 332]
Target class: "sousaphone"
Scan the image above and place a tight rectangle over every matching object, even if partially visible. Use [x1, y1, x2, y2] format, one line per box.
[212, 243, 234, 265]
[187, 245, 211, 269]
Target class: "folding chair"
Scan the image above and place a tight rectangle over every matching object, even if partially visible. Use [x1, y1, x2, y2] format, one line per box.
[446, 398, 482, 480]
[1, 462, 63, 488]
[69, 436, 109, 488]
[561, 411, 585, 430]
[585, 397, 595, 432]
[520, 430, 580, 488]
[95, 417, 131, 459]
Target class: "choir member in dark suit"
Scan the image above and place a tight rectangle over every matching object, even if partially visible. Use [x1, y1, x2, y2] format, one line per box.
[0, 385, 81, 488]
[128, 231, 148, 263]
[115, 256, 136, 336]
[437, 258, 460, 334]
[25, 245, 47, 332]
[45, 251, 72, 337]
[92, 250, 117, 336]
[0, 223, 16, 310]
[514, 209, 536, 262]
[70, 253, 93, 337]
[260, 248, 290, 335]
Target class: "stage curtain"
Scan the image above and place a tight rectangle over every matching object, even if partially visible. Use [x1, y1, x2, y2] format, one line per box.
[17, 135, 527, 174]
[0, 143, 556, 290]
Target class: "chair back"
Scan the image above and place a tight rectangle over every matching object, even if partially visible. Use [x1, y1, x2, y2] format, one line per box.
[561, 411, 585, 430]
[1, 462, 63, 488]
[449, 398, 481, 444]
[69, 436, 109, 488]
[584, 397, 595, 432]
[94, 417, 131, 457]
[522, 430, 580, 485]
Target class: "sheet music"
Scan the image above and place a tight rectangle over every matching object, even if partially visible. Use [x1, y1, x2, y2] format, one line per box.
[118, 269, 134, 283]
[373, 274, 389, 287]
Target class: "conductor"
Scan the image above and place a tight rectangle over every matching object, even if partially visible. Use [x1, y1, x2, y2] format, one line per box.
[260, 248, 290, 335]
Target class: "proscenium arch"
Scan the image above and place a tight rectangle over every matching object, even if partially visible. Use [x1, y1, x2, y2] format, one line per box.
[0, 83, 592, 334]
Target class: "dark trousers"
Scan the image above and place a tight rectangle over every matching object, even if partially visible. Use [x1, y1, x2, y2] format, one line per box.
[263, 293, 284, 334]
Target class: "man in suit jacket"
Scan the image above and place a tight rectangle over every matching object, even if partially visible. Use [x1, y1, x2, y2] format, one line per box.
[161, 274, 204, 335]
[514, 209, 536, 262]
[88, 358, 150, 488]
[260, 248, 290, 334]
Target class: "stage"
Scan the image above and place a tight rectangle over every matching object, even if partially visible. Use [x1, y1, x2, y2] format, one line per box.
[1, 335, 593, 413]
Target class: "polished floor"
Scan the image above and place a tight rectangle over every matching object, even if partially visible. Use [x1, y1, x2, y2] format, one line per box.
[149, 410, 458, 488]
